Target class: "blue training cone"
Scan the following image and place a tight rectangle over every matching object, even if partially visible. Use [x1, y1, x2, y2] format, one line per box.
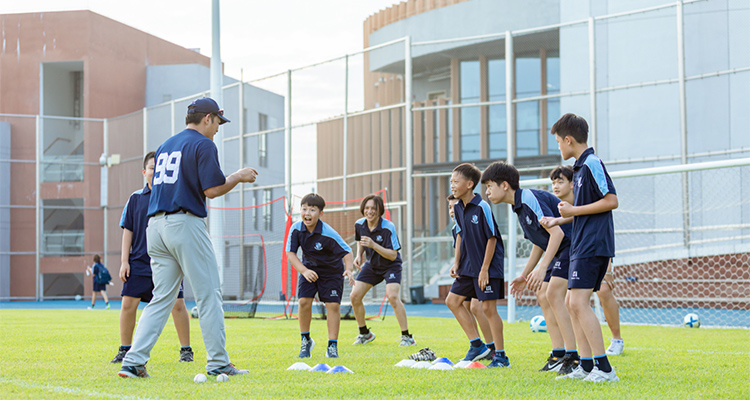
[310, 363, 331, 372]
[432, 357, 454, 366]
[326, 366, 354, 374]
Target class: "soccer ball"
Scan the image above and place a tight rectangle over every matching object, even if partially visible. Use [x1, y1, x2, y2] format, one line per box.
[683, 313, 700, 328]
[530, 315, 547, 332]
[191, 306, 199, 319]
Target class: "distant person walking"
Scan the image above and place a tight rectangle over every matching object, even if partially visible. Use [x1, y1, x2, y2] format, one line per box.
[119, 98, 258, 379]
[86, 254, 111, 310]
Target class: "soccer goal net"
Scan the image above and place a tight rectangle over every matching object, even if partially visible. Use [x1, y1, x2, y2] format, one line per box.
[514, 159, 750, 328]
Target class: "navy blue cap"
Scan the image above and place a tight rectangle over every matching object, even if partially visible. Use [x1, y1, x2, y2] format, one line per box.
[187, 97, 230, 125]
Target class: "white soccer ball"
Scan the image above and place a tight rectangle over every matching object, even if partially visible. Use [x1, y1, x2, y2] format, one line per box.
[74, 294, 82, 301]
[530, 315, 547, 333]
[191, 306, 199, 319]
[216, 373, 229, 382]
[193, 373, 207, 383]
[683, 313, 700, 328]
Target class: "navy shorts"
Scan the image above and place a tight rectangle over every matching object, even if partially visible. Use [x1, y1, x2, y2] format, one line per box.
[450, 276, 504, 301]
[356, 263, 402, 286]
[298, 273, 344, 303]
[93, 279, 107, 292]
[122, 274, 184, 303]
[544, 255, 570, 283]
[568, 256, 610, 292]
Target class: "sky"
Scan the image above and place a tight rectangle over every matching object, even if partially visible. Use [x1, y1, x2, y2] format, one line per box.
[2, 0, 405, 196]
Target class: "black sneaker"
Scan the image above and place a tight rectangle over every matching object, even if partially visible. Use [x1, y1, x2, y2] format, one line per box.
[408, 347, 437, 362]
[179, 346, 194, 362]
[539, 354, 564, 372]
[110, 346, 129, 364]
[207, 363, 249, 376]
[557, 354, 580, 376]
[118, 365, 149, 378]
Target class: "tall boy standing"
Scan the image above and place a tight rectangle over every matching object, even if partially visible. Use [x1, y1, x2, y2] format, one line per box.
[286, 193, 355, 359]
[481, 162, 580, 375]
[547, 165, 625, 356]
[446, 163, 508, 368]
[547, 113, 619, 382]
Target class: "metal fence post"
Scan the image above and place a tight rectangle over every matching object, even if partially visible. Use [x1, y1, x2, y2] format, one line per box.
[677, 0, 691, 249]
[35, 115, 41, 301]
[505, 31, 517, 323]
[404, 36, 414, 291]
[343, 55, 349, 202]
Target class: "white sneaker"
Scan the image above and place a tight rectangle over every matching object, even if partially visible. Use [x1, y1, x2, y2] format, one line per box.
[583, 366, 619, 382]
[606, 338, 624, 356]
[399, 335, 416, 347]
[352, 331, 376, 345]
[555, 365, 589, 380]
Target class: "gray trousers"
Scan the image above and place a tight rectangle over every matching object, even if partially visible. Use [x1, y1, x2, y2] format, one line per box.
[122, 212, 230, 371]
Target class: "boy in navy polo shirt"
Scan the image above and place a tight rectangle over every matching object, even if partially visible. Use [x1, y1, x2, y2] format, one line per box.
[350, 194, 415, 347]
[546, 113, 619, 382]
[481, 161, 580, 375]
[449, 194, 494, 360]
[547, 165, 625, 357]
[286, 193, 355, 359]
[111, 151, 192, 364]
[446, 163, 508, 368]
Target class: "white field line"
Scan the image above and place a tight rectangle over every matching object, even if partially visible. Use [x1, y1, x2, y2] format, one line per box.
[0, 377, 155, 400]
[627, 347, 750, 356]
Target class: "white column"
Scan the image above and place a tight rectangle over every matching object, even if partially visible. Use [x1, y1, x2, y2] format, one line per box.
[588, 17, 597, 151]
[35, 115, 41, 301]
[343, 55, 349, 202]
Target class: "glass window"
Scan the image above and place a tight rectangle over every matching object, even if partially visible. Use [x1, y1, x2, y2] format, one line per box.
[258, 113, 268, 168]
[488, 59, 507, 158]
[516, 56, 542, 156]
[447, 100, 453, 160]
[263, 189, 273, 231]
[460, 60, 481, 160]
[546, 56, 561, 155]
[433, 108, 439, 162]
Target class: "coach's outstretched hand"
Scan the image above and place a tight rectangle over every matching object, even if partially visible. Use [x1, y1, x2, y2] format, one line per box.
[235, 167, 258, 183]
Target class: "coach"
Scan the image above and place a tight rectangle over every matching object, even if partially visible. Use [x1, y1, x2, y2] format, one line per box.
[119, 98, 258, 378]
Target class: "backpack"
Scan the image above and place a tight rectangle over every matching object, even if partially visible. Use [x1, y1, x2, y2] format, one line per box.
[95, 263, 112, 285]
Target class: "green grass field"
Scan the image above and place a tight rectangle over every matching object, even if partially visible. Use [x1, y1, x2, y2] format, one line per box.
[0, 309, 748, 399]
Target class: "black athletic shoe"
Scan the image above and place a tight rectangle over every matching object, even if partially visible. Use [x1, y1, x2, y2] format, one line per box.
[110, 346, 129, 364]
[118, 365, 149, 378]
[539, 354, 564, 372]
[557, 354, 580, 376]
[207, 363, 249, 376]
[179, 347, 194, 362]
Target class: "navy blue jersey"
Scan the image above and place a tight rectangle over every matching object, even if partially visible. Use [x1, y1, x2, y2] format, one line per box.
[571, 148, 617, 259]
[119, 185, 152, 276]
[451, 224, 470, 272]
[354, 217, 402, 270]
[453, 193, 504, 278]
[286, 220, 352, 275]
[513, 188, 571, 256]
[147, 129, 226, 218]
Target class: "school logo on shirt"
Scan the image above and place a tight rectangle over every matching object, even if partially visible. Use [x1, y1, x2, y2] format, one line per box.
[314, 242, 323, 251]
[484, 285, 493, 294]
[577, 177, 583, 187]
[376, 235, 383, 242]
[525, 215, 533, 225]
[389, 273, 396, 279]
[471, 215, 479, 225]
[331, 289, 338, 297]
[571, 270, 579, 280]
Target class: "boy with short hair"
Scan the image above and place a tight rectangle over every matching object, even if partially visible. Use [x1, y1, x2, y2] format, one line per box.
[448, 194, 494, 360]
[548, 165, 625, 356]
[481, 162, 580, 375]
[286, 193, 355, 359]
[112, 151, 193, 364]
[446, 163, 508, 367]
[545, 113, 619, 382]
